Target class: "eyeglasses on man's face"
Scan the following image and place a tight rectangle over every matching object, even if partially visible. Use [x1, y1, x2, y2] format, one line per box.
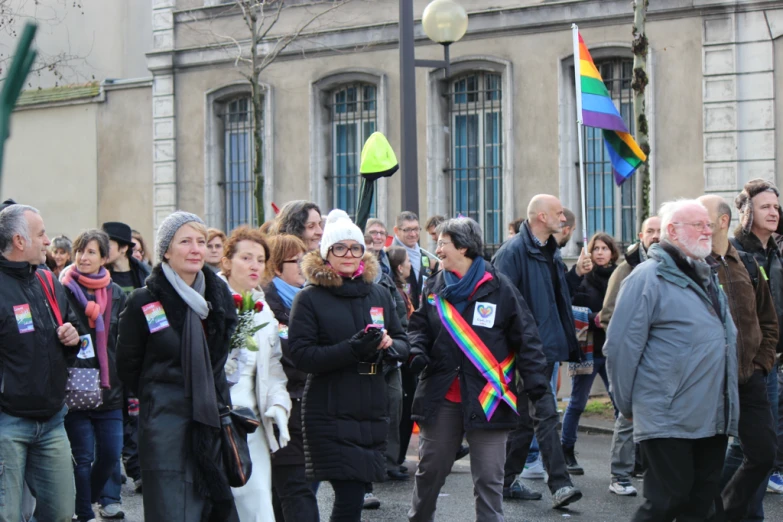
[329, 243, 366, 258]
[402, 227, 421, 235]
[673, 222, 715, 231]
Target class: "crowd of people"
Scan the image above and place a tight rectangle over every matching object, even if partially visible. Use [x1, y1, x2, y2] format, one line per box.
[1, 177, 783, 522]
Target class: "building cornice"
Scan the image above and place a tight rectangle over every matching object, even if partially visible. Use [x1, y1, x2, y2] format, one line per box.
[154, 0, 782, 71]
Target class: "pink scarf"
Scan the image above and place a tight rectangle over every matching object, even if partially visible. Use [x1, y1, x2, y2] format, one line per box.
[62, 268, 113, 389]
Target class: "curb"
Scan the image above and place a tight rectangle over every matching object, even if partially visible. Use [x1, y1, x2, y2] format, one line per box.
[575, 422, 615, 435]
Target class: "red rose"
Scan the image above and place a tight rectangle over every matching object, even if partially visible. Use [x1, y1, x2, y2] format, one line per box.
[254, 301, 264, 312]
[233, 294, 243, 308]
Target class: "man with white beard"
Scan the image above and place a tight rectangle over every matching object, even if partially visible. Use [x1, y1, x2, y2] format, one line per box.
[605, 199, 740, 522]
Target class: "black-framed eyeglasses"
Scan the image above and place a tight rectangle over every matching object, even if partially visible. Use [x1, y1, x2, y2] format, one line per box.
[329, 243, 365, 258]
[282, 258, 303, 267]
[401, 227, 421, 234]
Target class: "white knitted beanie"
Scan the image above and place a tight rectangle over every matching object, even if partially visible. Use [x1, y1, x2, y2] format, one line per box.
[320, 209, 365, 259]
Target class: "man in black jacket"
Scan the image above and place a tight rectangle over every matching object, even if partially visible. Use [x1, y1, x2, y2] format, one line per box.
[492, 194, 585, 508]
[0, 204, 81, 521]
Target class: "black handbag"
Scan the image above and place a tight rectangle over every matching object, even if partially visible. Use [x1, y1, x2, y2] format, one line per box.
[219, 405, 260, 487]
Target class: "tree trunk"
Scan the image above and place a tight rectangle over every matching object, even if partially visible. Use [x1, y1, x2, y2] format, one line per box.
[249, 5, 265, 226]
[632, 0, 650, 230]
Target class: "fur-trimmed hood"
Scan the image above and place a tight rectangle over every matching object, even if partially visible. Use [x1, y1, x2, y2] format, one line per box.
[301, 250, 379, 288]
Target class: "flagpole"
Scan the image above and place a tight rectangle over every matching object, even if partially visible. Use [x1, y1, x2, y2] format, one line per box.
[572, 23, 588, 247]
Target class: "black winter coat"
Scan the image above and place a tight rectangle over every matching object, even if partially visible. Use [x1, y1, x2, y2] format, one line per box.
[263, 281, 306, 467]
[116, 265, 238, 521]
[0, 258, 82, 418]
[492, 221, 581, 364]
[408, 264, 549, 430]
[572, 264, 616, 356]
[65, 282, 126, 411]
[288, 252, 410, 483]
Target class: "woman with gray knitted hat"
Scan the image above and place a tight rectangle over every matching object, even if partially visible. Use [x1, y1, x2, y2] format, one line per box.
[288, 209, 409, 521]
[116, 211, 240, 521]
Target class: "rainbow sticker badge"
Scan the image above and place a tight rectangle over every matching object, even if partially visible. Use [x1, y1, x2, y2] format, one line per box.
[278, 323, 289, 340]
[142, 302, 170, 333]
[472, 302, 497, 328]
[13, 304, 34, 334]
[370, 307, 385, 327]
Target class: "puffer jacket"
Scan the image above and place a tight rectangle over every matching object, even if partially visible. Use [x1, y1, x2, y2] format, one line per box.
[605, 242, 739, 442]
[732, 230, 783, 353]
[288, 252, 409, 483]
[408, 264, 549, 431]
[65, 281, 127, 411]
[492, 221, 580, 364]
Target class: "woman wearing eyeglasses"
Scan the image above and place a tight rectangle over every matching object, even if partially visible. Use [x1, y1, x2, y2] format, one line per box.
[262, 234, 319, 522]
[288, 210, 410, 521]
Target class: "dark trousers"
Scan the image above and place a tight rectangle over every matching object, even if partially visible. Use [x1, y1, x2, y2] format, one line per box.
[121, 393, 141, 481]
[503, 362, 573, 493]
[633, 435, 728, 522]
[328, 480, 365, 522]
[398, 366, 418, 464]
[272, 464, 319, 522]
[720, 371, 777, 521]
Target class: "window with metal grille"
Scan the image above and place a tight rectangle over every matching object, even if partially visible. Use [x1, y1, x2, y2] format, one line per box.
[583, 59, 636, 246]
[447, 72, 503, 258]
[221, 97, 262, 231]
[330, 83, 377, 220]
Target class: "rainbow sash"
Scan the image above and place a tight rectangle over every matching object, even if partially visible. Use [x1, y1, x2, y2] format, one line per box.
[430, 294, 518, 420]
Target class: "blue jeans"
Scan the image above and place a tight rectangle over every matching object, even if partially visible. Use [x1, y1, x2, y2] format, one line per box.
[64, 409, 123, 521]
[722, 365, 779, 521]
[561, 357, 611, 448]
[0, 404, 74, 522]
[527, 362, 558, 464]
[99, 459, 123, 507]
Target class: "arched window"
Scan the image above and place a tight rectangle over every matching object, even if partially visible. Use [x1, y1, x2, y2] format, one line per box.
[447, 71, 503, 256]
[583, 58, 636, 245]
[221, 96, 260, 230]
[329, 82, 377, 219]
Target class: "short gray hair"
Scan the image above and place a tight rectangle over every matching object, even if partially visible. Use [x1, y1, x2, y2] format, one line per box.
[52, 235, 72, 253]
[436, 217, 483, 259]
[364, 218, 386, 234]
[0, 205, 38, 256]
[396, 211, 419, 228]
[659, 199, 706, 241]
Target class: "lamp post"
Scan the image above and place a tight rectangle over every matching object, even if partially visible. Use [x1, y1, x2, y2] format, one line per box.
[399, 0, 468, 217]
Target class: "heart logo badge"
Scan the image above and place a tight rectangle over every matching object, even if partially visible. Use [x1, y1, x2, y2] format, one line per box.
[478, 305, 492, 318]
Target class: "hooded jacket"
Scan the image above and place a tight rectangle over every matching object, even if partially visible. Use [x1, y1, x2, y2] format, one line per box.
[709, 243, 778, 383]
[732, 230, 783, 354]
[491, 221, 580, 364]
[408, 264, 549, 431]
[605, 243, 739, 442]
[600, 242, 646, 330]
[0, 258, 82, 418]
[287, 251, 409, 483]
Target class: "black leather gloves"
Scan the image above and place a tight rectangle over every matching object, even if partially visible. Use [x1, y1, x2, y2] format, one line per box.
[349, 328, 383, 361]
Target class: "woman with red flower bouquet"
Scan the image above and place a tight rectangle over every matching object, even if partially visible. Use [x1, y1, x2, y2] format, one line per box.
[219, 226, 291, 522]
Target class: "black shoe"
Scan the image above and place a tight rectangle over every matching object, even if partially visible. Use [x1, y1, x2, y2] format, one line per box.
[399, 464, 409, 473]
[455, 444, 470, 461]
[387, 469, 410, 481]
[562, 445, 584, 475]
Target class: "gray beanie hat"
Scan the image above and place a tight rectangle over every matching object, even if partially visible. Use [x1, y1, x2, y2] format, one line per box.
[156, 211, 206, 262]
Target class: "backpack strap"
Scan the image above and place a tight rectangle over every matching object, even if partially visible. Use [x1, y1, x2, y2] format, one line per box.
[36, 270, 63, 326]
[737, 251, 761, 289]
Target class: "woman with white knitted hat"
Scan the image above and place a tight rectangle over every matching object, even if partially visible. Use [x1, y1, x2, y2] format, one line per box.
[288, 209, 410, 521]
[116, 211, 239, 521]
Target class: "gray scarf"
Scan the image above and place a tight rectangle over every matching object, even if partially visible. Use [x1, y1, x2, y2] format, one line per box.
[394, 236, 422, 280]
[162, 263, 219, 429]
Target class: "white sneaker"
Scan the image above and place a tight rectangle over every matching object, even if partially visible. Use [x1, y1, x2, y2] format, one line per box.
[609, 478, 638, 496]
[521, 456, 546, 480]
[767, 471, 783, 494]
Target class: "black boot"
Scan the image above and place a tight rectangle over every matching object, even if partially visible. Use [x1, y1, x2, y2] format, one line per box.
[562, 445, 584, 475]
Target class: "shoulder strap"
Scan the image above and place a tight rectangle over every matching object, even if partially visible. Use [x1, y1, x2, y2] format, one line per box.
[737, 251, 761, 289]
[36, 270, 63, 326]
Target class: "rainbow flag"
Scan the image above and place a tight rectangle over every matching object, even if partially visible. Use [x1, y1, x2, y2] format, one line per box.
[575, 30, 647, 185]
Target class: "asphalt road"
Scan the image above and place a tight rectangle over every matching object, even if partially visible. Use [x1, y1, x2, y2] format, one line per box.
[100, 431, 783, 521]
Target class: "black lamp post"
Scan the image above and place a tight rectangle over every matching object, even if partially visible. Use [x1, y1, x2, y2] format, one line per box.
[398, 0, 468, 217]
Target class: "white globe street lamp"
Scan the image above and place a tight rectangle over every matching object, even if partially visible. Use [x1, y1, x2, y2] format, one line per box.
[422, 0, 469, 45]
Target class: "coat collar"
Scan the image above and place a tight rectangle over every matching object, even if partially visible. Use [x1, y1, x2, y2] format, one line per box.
[301, 250, 379, 288]
[520, 221, 560, 261]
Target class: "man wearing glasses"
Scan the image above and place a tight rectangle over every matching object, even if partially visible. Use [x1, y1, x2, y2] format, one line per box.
[392, 212, 439, 310]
